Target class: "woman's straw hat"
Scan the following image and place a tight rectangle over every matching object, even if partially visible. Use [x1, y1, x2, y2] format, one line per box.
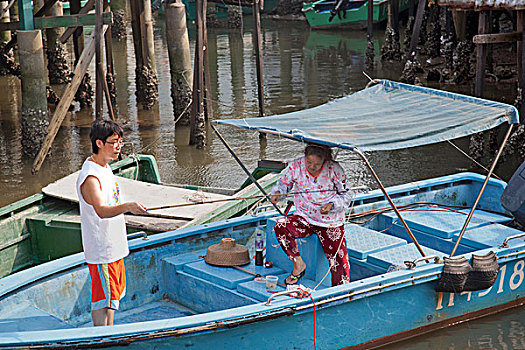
[204, 238, 250, 266]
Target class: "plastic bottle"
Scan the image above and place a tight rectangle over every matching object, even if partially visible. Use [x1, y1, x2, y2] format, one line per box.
[255, 229, 264, 266]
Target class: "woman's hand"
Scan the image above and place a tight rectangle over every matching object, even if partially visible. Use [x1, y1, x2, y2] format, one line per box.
[320, 202, 333, 214]
[270, 192, 281, 205]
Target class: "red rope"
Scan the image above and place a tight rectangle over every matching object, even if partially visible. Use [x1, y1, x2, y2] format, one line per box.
[308, 293, 316, 350]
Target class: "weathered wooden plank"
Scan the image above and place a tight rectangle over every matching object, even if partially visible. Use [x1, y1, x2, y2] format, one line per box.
[59, 0, 95, 44]
[438, 0, 525, 10]
[473, 32, 522, 44]
[207, 0, 253, 6]
[0, 12, 112, 31]
[32, 25, 108, 174]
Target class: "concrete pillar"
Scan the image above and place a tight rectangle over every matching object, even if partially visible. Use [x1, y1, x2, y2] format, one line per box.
[165, 2, 192, 126]
[18, 29, 48, 158]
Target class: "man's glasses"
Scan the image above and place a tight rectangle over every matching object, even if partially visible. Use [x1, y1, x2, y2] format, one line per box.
[105, 139, 124, 147]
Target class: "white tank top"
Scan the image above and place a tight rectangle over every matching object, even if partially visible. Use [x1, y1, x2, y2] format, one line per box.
[76, 158, 129, 264]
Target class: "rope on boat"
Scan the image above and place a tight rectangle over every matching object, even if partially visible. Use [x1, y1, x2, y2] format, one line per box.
[446, 140, 503, 181]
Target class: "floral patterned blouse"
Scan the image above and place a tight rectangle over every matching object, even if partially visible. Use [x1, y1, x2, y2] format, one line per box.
[271, 156, 354, 227]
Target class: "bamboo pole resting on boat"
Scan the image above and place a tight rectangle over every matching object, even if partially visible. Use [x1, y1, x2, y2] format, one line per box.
[210, 124, 284, 216]
[450, 124, 515, 257]
[352, 148, 426, 258]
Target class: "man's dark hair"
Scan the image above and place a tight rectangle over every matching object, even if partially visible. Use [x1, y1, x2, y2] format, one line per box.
[89, 119, 124, 154]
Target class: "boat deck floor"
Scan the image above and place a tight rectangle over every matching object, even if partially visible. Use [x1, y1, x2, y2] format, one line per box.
[78, 300, 196, 327]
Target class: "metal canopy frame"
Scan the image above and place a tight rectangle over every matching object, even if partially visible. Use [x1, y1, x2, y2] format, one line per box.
[213, 122, 518, 260]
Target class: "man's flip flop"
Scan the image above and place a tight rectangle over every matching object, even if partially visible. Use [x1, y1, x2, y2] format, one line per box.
[285, 269, 306, 286]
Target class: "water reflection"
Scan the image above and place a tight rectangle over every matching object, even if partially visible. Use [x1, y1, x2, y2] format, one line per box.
[389, 307, 525, 350]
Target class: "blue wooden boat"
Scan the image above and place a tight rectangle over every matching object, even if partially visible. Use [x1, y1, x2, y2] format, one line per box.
[0, 80, 524, 349]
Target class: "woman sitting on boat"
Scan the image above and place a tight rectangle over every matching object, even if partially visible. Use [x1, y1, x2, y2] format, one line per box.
[270, 143, 355, 286]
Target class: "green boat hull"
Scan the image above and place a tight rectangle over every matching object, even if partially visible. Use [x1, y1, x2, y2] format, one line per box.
[303, 0, 413, 29]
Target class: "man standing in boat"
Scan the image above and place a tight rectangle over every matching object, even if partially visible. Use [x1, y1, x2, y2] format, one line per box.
[270, 143, 355, 286]
[76, 119, 147, 326]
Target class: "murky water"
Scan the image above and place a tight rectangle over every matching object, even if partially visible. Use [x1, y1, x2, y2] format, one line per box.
[0, 13, 523, 349]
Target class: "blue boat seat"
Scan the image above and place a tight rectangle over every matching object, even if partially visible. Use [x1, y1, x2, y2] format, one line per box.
[452, 223, 525, 250]
[182, 260, 285, 289]
[380, 207, 511, 239]
[266, 218, 332, 286]
[345, 223, 407, 259]
[163, 256, 259, 313]
[367, 243, 444, 271]
[384, 223, 474, 256]
[163, 253, 287, 312]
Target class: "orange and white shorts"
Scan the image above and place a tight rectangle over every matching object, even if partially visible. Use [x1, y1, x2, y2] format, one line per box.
[88, 259, 126, 311]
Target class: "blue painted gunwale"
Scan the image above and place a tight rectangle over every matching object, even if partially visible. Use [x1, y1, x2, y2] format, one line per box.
[0, 173, 524, 349]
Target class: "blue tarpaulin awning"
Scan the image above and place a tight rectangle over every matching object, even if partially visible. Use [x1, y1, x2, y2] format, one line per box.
[213, 80, 519, 152]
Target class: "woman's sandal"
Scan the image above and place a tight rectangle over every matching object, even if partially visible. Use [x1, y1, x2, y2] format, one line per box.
[285, 269, 306, 286]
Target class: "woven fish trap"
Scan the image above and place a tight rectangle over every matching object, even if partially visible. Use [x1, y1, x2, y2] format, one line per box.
[204, 237, 250, 267]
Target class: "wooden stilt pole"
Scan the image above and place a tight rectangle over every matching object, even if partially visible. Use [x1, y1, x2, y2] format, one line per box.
[518, 10, 525, 118]
[253, 0, 265, 118]
[518, 11, 523, 94]
[475, 11, 488, 98]
[104, 0, 116, 108]
[392, 0, 399, 34]
[367, 0, 373, 33]
[203, 0, 212, 121]
[95, 0, 103, 118]
[190, 0, 205, 147]
[408, 0, 427, 56]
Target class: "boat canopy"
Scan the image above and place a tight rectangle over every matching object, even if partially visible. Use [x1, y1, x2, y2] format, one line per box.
[213, 80, 520, 152]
